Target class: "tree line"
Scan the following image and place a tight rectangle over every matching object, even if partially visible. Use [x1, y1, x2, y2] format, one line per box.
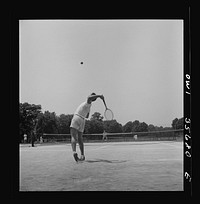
[19, 102, 183, 142]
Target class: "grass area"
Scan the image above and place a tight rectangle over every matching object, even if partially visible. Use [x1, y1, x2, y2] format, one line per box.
[20, 141, 183, 191]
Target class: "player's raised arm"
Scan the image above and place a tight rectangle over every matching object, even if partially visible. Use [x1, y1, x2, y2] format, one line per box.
[85, 112, 89, 119]
[87, 93, 104, 104]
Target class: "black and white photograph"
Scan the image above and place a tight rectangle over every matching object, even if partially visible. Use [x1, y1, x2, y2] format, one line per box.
[19, 19, 184, 192]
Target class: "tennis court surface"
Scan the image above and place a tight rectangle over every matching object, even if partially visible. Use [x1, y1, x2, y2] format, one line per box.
[20, 141, 183, 191]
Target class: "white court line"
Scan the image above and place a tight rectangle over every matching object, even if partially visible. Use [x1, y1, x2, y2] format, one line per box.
[87, 145, 109, 151]
[20, 145, 109, 152]
[161, 142, 183, 148]
[140, 158, 182, 162]
[20, 149, 69, 152]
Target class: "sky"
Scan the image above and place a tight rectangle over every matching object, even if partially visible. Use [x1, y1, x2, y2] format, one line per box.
[19, 20, 183, 127]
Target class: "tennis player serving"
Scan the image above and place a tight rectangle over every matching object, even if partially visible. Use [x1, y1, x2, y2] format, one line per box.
[70, 93, 104, 162]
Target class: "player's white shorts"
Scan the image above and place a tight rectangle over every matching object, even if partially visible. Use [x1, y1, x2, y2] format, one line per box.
[70, 114, 85, 133]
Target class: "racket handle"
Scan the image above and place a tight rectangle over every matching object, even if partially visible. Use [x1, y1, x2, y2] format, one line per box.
[102, 98, 107, 109]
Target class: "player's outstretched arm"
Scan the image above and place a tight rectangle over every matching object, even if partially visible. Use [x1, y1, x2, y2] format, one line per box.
[85, 112, 89, 119]
[87, 94, 104, 104]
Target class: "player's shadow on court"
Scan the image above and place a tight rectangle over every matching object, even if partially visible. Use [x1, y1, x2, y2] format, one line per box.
[85, 159, 127, 163]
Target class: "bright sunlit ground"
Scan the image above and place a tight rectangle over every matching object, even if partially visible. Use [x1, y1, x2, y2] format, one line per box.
[20, 141, 183, 191]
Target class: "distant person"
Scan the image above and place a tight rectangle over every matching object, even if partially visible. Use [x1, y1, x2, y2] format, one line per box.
[102, 130, 108, 141]
[70, 93, 104, 162]
[40, 135, 43, 143]
[24, 134, 27, 143]
[134, 135, 138, 140]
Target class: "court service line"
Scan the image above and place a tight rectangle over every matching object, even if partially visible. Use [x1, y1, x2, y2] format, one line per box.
[140, 158, 182, 162]
[161, 142, 183, 148]
[88, 145, 110, 151]
[20, 145, 110, 152]
[20, 149, 69, 152]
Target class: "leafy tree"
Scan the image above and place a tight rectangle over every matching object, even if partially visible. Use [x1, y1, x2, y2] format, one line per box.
[90, 112, 103, 121]
[103, 120, 122, 133]
[154, 126, 164, 131]
[137, 122, 148, 132]
[148, 124, 156, 131]
[19, 102, 41, 142]
[132, 120, 140, 132]
[172, 117, 183, 129]
[123, 120, 148, 133]
[36, 112, 45, 135]
[106, 120, 123, 133]
[103, 120, 111, 132]
[176, 117, 184, 129]
[42, 111, 59, 134]
[172, 118, 179, 129]
[84, 120, 91, 134]
[163, 126, 172, 130]
[85, 119, 103, 134]
[37, 112, 73, 134]
[19, 102, 184, 142]
[57, 114, 73, 134]
[83, 112, 104, 134]
[122, 121, 133, 132]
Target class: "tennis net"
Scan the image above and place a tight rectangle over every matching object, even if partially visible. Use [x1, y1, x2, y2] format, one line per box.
[41, 129, 183, 143]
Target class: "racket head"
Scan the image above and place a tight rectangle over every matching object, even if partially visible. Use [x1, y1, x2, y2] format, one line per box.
[104, 109, 114, 120]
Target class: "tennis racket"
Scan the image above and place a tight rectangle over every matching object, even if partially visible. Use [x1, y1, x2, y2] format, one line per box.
[102, 98, 114, 120]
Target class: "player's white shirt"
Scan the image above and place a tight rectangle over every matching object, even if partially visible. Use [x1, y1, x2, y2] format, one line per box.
[74, 101, 91, 118]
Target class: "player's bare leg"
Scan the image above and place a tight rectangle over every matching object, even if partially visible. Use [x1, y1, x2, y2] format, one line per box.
[70, 127, 79, 162]
[78, 132, 85, 161]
